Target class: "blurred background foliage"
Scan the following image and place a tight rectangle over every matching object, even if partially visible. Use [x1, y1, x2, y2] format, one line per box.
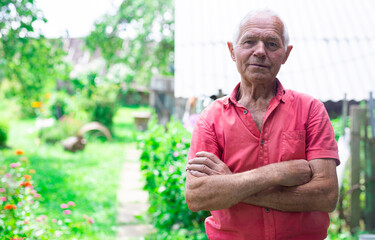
[0, 0, 174, 119]
[85, 0, 174, 86]
[1, 0, 175, 238]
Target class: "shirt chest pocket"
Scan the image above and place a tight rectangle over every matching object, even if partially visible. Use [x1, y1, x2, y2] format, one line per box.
[281, 130, 306, 161]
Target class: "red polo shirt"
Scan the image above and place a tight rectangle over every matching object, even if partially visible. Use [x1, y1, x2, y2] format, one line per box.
[188, 80, 339, 240]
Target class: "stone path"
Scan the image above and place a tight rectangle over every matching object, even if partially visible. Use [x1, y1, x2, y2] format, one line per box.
[116, 146, 154, 240]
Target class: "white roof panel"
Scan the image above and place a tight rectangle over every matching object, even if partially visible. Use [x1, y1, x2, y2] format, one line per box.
[175, 0, 375, 101]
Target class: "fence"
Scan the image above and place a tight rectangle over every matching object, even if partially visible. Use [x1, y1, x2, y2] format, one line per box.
[342, 92, 375, 233]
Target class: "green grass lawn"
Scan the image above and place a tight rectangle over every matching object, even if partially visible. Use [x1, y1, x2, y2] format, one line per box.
[2, 106, 151, 239]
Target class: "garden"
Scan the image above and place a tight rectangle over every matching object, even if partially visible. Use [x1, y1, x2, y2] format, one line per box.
[1, 0, 375, 239]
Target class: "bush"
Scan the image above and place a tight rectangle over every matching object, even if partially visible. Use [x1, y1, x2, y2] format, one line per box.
[40, 116, 82, 144]
[47, 92, 72, 119]
[77, 82, 119, 132]
[138, 117, 209, 239]
[0, 121, 9, 147]
[0, 149, 94, 239]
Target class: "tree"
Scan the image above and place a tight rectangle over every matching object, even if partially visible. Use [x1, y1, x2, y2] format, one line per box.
[0, 0, 70, 116]
[85, 0, 174, 86]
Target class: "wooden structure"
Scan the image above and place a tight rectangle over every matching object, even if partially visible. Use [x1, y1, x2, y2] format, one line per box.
[348, 92, 375, 232]
[149, 76, 174, 125]
[133, 112, 152, 131]
[62, 121, 112, 152]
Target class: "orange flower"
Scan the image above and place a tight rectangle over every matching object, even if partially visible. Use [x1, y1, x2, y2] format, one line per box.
[29, 169, 36, 174]
[31, 101, 42, 108]
[45, 93, 51, 99]
[20, 182, 33, 188]
[23, 175, 31, 180]
[14, 149, 24, 155]
[9, 237, 25, 240]
[4, 204, 17, 210]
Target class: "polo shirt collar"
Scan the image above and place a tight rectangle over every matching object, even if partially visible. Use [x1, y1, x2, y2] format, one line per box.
[226, 78, 286, 106]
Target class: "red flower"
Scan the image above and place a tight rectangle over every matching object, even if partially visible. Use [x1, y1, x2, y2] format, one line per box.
[20, 182, 33, 188]
[14, 149, 24, 155]
[4, 204, 17, 210]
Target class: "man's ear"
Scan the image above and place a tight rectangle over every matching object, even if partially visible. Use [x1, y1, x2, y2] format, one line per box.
[227, 42, 236, 62]
[282, 45, 293, 64]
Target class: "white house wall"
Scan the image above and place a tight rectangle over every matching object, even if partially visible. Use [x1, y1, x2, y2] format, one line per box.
[175, 0, 375, 101]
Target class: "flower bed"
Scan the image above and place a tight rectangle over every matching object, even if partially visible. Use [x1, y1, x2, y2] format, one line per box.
[0, 149, 93, 239]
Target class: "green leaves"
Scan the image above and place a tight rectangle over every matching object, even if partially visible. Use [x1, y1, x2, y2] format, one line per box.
[138, 118, 209, 239]
[1, 0, 69, 116]
[85, 0, 174, 86]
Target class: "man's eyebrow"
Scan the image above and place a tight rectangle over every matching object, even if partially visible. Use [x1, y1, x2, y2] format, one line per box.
[241, 34, 257, 39]
[240, 34, 282, 42]
[264, 36, 282, 42]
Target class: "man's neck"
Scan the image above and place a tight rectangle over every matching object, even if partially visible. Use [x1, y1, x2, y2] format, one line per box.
[237, 79, 277, 106]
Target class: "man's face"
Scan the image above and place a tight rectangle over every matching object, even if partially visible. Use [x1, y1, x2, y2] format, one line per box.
[229, 13, 292, 84]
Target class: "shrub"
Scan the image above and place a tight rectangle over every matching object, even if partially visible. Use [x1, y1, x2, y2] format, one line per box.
[0, 121, 9, 147]
[0, 149, 94, 239]
[47, 92, 72, 119]
[77, 83, 119, 132]
[40, 116, 82, 144]
[138, 117, 209, 239]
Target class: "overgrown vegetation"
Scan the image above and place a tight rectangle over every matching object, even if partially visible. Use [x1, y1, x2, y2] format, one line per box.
[0, 107, 146, 239]
[138, 117, 209, 239]
[85, 0, 175, 86]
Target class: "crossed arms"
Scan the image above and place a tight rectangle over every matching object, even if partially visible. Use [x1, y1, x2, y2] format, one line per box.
[185, 152, 338, 213]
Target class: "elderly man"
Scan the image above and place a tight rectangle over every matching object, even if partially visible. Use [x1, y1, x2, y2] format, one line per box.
[185, 9, 339, 240]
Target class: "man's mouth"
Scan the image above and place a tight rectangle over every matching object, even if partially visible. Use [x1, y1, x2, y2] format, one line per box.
[250, 63, 268, 68]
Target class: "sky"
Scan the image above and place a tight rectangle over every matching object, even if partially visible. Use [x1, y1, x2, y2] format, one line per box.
[35, 0, 121, 38]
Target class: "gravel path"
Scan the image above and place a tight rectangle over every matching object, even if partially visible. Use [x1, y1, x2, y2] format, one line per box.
[116, 146, 154, 240]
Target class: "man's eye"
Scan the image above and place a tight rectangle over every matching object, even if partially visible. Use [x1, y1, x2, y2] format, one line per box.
[267, 42, 279, 50]
[244, 40, 254, 45]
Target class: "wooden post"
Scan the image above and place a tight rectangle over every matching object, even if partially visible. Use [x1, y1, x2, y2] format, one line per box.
[350, 105, 362, 232]
[369, 92, 375, 138]
[365, 92, 375, 231]
[342, 93, 348, 135]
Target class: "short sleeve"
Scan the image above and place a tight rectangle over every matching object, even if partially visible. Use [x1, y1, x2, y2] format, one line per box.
[305, 100, 340, 165]
[188, 115, 221, 161]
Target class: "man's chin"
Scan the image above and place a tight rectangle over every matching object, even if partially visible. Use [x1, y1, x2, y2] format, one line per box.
[243, 72, 274, 82]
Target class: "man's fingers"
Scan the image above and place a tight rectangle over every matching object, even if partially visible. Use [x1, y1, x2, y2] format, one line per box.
[196, 151, 221, 164]
[187, 163, 214, 175]
[188, 157, 216, 169]
[188, 169, 208, 177]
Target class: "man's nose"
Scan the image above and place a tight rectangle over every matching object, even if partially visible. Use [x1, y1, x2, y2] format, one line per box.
[253, 42, 266, 58]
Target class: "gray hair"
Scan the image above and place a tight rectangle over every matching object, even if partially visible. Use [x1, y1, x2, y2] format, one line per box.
[232, 9, 290, 51]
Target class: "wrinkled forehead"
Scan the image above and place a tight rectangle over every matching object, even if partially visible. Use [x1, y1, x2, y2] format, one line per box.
[239, 13, 285, 41]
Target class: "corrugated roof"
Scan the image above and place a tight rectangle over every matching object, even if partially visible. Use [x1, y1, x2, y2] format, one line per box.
[175, 0, 375, 101]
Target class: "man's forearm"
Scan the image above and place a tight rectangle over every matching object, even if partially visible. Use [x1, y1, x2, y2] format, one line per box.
[186, 156, 313, 212]
[242, 159, 338, 212]
[185, 165, 280, 212]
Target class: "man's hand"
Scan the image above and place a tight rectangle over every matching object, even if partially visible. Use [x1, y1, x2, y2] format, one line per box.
[186, 151, 232, 177]
[273, 160, 312, 187]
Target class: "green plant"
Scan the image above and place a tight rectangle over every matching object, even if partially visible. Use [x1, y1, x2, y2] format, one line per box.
[40, 116, 82, 144]
[138, 117, 209, 239]
[0, 149, 94, 239]
[47, 92, 72, 119]
[2, 106, 144, 239]
[82, 81, 120, 132]
[0, 121, 9, 147]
